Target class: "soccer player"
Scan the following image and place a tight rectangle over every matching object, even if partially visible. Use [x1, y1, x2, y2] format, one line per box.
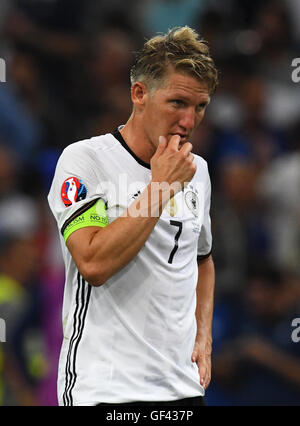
[48, 26, 218, 406]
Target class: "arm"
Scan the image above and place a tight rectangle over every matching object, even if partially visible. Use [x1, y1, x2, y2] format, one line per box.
[67, 183, 165, 286]
[66, 135, 196, 286]
[191, 254, 215, 389]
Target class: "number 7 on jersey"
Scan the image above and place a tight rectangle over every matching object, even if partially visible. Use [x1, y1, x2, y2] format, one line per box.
[168, 220, 183, 264]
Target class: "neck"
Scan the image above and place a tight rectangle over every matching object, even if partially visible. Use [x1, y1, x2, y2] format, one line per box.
[120, 113, 156, 164]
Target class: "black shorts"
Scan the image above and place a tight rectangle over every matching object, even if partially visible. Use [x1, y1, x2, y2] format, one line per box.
[96, 395, 205, 407]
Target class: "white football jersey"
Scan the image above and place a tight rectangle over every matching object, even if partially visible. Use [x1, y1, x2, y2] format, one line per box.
[48, 129, 212, 406]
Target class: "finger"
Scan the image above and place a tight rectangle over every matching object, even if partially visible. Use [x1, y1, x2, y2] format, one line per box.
[204, 374, 211, 390]
[202, 369, 208, 389]
[203, 372, 211, 390]
[179, 142, 193, 157]
[187, 153, 194, 163]
[167, 134, 180, 151]
[198, 364, 206, 387]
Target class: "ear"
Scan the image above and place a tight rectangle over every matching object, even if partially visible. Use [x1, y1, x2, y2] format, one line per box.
[131, 82, 148, 109]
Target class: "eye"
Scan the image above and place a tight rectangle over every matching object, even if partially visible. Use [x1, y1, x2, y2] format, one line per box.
[196, 102, 208, 112]
[171, 99, 185, 107]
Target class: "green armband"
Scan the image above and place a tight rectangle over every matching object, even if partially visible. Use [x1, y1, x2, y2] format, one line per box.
[63, 199, 109, 243]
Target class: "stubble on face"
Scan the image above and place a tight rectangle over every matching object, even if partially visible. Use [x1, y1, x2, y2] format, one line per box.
[144, 70, 210, 151]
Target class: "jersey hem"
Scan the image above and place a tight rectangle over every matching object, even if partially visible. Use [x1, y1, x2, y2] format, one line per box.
[66, 392, 205, 406]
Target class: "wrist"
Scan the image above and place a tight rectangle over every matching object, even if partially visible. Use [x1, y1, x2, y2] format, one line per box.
[195, 333, 212, 350]
[148, 181, 181, 215]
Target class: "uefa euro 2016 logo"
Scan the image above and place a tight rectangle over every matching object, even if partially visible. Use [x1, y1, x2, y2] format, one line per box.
[61, 177, 87, 207]
[0, 58, 6, 83]
[0, 318, 6, 342]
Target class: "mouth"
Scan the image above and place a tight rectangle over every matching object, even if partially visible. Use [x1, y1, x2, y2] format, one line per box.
[170, 133, 189, 143]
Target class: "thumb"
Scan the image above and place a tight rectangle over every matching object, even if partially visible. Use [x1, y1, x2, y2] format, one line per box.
[191, 349, 198, 363]
[155, 135, 167, 157]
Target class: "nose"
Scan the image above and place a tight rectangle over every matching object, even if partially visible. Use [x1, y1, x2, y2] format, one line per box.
[178, 107, 196, 131]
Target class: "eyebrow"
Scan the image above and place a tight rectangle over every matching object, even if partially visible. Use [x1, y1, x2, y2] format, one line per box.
[169, 94, 211, 106]
[169, 93, 210, 101]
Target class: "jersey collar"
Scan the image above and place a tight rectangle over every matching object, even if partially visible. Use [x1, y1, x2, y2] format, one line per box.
[112, 128, 151, 170]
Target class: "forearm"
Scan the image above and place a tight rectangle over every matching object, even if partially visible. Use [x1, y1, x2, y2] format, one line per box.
[195, 256, 215, 349]
[191, 256, 215, 389]
[78, 182, 171, 285]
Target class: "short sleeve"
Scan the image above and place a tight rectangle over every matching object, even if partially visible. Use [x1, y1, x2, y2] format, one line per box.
[47, 141, 106, 233]
[197, 163, 212, 259]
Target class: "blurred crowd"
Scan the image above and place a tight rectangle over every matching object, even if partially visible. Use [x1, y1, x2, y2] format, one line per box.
[0, 0, 299, 406]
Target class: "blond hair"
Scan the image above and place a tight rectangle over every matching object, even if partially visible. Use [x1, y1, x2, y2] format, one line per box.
[130, 26, 218, 94]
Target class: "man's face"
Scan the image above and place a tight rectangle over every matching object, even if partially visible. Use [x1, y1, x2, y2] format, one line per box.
[141, 70, 211, 149]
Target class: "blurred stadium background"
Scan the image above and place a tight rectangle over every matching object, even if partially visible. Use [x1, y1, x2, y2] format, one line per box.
[0, 0, 299, 406]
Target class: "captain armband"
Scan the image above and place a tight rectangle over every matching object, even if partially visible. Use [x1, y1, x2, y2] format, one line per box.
[63, 199, 109, 243]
